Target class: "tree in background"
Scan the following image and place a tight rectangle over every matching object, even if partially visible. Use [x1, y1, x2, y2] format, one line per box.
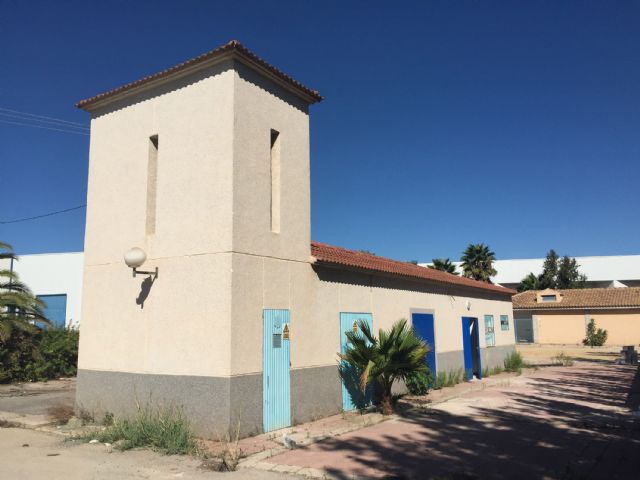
[517, 273, 540, 292]
[538, 249, 559, 289]
[460, 244, 497, 282]
[0, 242, 48, 341]
[557, 256, 587, 289]
[517, 249, 587, 292]
[428, 258, 458, 275]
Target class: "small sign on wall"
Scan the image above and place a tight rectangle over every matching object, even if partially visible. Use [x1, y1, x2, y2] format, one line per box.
[283, 323, 290, 340]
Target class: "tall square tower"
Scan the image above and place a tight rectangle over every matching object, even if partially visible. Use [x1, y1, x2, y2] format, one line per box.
[76, 41, 321, 435]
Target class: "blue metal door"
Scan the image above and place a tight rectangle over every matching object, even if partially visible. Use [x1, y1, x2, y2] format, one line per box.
[412, 313, 436, 375]
[340, 312, 373, 411]
[462, 317, 482, 380]
[263, 309, 291, 432]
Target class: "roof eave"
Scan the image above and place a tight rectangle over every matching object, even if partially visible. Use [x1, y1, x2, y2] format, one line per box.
[312, 258, 515, 296]
[76, 42, 322, 112]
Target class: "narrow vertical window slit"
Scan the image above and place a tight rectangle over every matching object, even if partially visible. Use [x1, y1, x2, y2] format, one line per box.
[270, 129, 281, 233]
[146, 135, 159, 235]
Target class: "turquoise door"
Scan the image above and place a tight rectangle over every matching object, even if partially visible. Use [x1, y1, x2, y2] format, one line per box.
[263, 309, 291, 432]
[340, 312, 373, 411]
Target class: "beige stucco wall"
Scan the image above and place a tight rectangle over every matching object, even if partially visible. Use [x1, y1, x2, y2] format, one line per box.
[230, 254, 515, 376]
[231, 63, 311, 263]
[79, 62, 237, 377]
[536, 312, 586, 344]
[594, 310, 640, 345]
[533, 309, 640, 345]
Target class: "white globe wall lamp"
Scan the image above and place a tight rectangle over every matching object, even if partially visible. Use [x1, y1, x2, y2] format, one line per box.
[124, 247, 158, 279]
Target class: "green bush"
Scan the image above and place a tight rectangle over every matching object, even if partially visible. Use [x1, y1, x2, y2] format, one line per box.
[406, 368, 433, 395]
[492, 365, 504, 375]
[0, 327, 79, 383]
[504, 351, 524, 373]
[89, 405, 198, 455]
[583, 319, 608, 347]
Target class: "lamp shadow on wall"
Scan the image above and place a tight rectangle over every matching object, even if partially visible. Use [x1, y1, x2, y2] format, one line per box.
[136, 276, 156, 309]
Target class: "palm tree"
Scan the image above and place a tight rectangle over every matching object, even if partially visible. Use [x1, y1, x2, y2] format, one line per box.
[428, 258, 458, 275]
[0, 242, 48, 341]
[339, 319, 428, 415]
[517, 272, 540, 292]
[460, 243, 497, 283]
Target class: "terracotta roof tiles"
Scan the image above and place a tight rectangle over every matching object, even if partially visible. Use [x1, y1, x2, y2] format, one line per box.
[311, 241, 515, 296]
[77, 40, 322, 110]
[513, 288, 640, 309]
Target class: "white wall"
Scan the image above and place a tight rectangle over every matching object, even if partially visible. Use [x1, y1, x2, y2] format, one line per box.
[420, 255, 640, 287]
[0, 252, 84, 328]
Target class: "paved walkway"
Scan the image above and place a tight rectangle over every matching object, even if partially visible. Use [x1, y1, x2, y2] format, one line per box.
[266, 363, 640, 479]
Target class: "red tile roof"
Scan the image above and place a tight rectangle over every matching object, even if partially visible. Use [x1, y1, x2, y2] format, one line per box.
[513, 288, 640, 309]
[311, 241, 515, 295]
[77, 40, 322, 110]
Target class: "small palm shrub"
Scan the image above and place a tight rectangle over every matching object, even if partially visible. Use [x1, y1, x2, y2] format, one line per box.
[583, 319, 608, 347]
[406, 368, 433, 395]
[339, 319, 429, 414]
[504, 351, 524, 373]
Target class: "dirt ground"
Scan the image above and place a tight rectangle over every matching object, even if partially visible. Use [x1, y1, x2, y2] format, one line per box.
[517, 344, 623, 363]
[267, 362, 640, 479]
[0, 427, 299, 479]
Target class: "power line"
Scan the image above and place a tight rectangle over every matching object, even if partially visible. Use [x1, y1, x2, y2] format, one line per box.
[0, 118, 89, 136]
[0, 205, 86, 225]
[0, 112, 89, 131]
[0, 107, 88, 128]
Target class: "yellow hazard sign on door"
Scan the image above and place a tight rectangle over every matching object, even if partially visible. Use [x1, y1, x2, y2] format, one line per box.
[283, 323, 290, 340]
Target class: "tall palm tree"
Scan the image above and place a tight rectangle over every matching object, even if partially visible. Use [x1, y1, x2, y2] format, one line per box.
[0, 242, 48, 341]
[428, 258, 458, 275]
[339, 319, 428, 415]
[460, 243, 497, 283]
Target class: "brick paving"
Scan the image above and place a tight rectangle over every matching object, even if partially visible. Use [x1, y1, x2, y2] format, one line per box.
[264, 363, 640, 479]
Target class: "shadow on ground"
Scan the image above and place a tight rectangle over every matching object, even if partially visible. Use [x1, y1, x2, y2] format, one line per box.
[273, 364, 640, 480]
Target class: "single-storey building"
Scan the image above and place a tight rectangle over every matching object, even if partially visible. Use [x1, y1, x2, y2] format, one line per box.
[75, 40, 516, 437]
[513, 288, 640, 345]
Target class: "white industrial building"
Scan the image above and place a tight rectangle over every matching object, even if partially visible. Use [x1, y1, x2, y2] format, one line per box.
[421, 255, 640, 290]
[0, 252, 83, 328]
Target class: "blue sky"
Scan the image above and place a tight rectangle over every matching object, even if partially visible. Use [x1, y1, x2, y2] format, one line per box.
[1, 0, 638, 262]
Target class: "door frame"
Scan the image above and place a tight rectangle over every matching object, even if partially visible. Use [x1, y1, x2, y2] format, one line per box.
[461, 316, 482, 380]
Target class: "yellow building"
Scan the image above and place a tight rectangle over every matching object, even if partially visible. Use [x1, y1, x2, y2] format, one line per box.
[513, 288, 640, 345]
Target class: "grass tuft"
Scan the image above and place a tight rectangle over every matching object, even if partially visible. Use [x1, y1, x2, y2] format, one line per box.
[84, 404, 198, 455]
[504, 351, 524, 374]
[552, 352, 575, 367]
